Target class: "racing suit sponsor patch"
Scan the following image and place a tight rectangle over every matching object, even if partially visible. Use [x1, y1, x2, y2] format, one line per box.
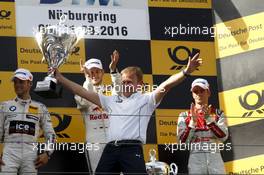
[6, 114, 17, 118]
[89, 114, 109, 120]
[28, 105, 38, 114]
[9, 121, 35, 136]
[26, 114, 39, 121]
[9, 106, 16, 111]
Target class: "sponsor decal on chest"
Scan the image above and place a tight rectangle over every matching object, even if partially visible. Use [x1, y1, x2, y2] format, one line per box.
[28, 105, 39, 114]
[9, 120, 36, 136]
[89, 114, 109, 120]
[9, 106, 16, 112]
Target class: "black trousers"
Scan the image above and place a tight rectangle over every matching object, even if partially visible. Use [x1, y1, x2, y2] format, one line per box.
[95, 140, 147, 175]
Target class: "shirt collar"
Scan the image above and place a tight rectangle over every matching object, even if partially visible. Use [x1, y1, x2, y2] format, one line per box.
[120, 92, 140, 99]
[15, 96, 31, 105]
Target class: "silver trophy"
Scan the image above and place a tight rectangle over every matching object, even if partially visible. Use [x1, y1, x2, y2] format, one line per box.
[34, 15, 83, 98]
[146, 149, 177, 175]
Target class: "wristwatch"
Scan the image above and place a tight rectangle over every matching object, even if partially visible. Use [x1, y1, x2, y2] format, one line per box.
[182, 69, 190, 77]
[110, 68, 118, 74]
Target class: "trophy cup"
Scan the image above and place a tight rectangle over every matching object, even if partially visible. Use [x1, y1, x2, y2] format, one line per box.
[34, 15, 83, 98]
[146, 149, 178, 175]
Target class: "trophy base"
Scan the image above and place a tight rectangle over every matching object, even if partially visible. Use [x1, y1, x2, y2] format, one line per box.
[34, 80, 62, 98]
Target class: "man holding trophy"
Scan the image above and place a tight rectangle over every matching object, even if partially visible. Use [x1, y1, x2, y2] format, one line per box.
[34, 15, 84, 98]
[75, 50, 121, 173]
[51, 51, 202, 174]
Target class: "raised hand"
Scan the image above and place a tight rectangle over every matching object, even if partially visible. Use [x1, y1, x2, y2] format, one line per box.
[184, 53, 202, 75]
[79, 59, 85, 73]
[80, 59, 91, 79]
[109, 50, 120, 72]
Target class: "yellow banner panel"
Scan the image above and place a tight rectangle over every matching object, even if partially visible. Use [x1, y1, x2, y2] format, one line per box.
[148, 0, 211, 9]
[38, 108, 85, 143]
[156, 109, 185, 144]
[0, 71, 16, 101]
[219, 82, 264, 126]
[151, 40, 216, 76]
[215, 12, 264, 59]
[0, 2, 16, 36]
[143, 144, 159, 163]
[225, 154, 264, 175]
[16, 37, 85, 73]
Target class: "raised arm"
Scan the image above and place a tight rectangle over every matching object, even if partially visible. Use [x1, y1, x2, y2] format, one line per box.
[54, 69, 102, 108]
[109, 50, 122, 95]
[154, 53, 202, 103]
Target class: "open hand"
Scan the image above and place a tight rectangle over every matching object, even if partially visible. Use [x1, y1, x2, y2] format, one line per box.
[184, 53, 202, 74]
[109, 50, 120, 72]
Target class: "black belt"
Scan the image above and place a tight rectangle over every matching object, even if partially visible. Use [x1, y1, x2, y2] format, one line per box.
[108, 139, 142, 146]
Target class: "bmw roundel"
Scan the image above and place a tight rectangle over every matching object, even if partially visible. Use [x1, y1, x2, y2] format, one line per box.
[9, 106, 17, 111]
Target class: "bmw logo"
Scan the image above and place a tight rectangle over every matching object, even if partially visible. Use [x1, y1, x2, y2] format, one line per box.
[9, 106, 16, 111]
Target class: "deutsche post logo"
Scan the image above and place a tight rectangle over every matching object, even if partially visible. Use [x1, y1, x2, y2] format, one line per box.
[239, 90, 264, 117]
[40, 112, 72, 138]
[71, 46, 80, 56]
[0, 10, 11, 20]
[168, 46, 200, 70]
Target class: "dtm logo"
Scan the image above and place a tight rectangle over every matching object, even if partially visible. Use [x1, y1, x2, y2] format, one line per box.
[0, 10, 11, 20]
[168, 46, 200, 70]
[40, 0, 121, 6]
[239, 90, 264, 117]
[71, 46, 80, 56]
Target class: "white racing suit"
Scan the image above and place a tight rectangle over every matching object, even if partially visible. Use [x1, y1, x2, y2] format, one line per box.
[75, 73, 121, 173]
[0, 97, 56, 175]
[177, 107, 228, 174]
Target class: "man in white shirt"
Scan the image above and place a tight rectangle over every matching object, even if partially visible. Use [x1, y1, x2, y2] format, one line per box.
[53, 53, 202, 174]
[74, 50, 121, 173]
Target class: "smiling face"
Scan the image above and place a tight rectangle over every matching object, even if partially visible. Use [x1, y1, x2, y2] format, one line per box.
[88, 67, 104, 86]
[192, 86, 211, 106]
[13, 77, 32, 98]
[121, 67, 143, 97]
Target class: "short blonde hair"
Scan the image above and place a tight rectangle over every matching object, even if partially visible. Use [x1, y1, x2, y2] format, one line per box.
[121, 66, 143, 82]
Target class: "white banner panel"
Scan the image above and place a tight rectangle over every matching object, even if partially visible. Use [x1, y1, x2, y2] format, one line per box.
[15, 0, 147, 9]
[15, 1, 150, 40]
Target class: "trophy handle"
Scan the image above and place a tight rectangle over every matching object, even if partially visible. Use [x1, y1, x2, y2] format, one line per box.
[149, 149, 157, 162]
[170, 163, 178, 175]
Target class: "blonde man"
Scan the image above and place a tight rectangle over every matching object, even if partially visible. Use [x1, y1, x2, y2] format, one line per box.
[52, 53, 201, 174]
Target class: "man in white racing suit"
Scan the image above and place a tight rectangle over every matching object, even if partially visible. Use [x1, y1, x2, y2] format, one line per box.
[177, 78, 228, 174]
[75, 50, 121, 173]
[0, 68, 56, 175]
